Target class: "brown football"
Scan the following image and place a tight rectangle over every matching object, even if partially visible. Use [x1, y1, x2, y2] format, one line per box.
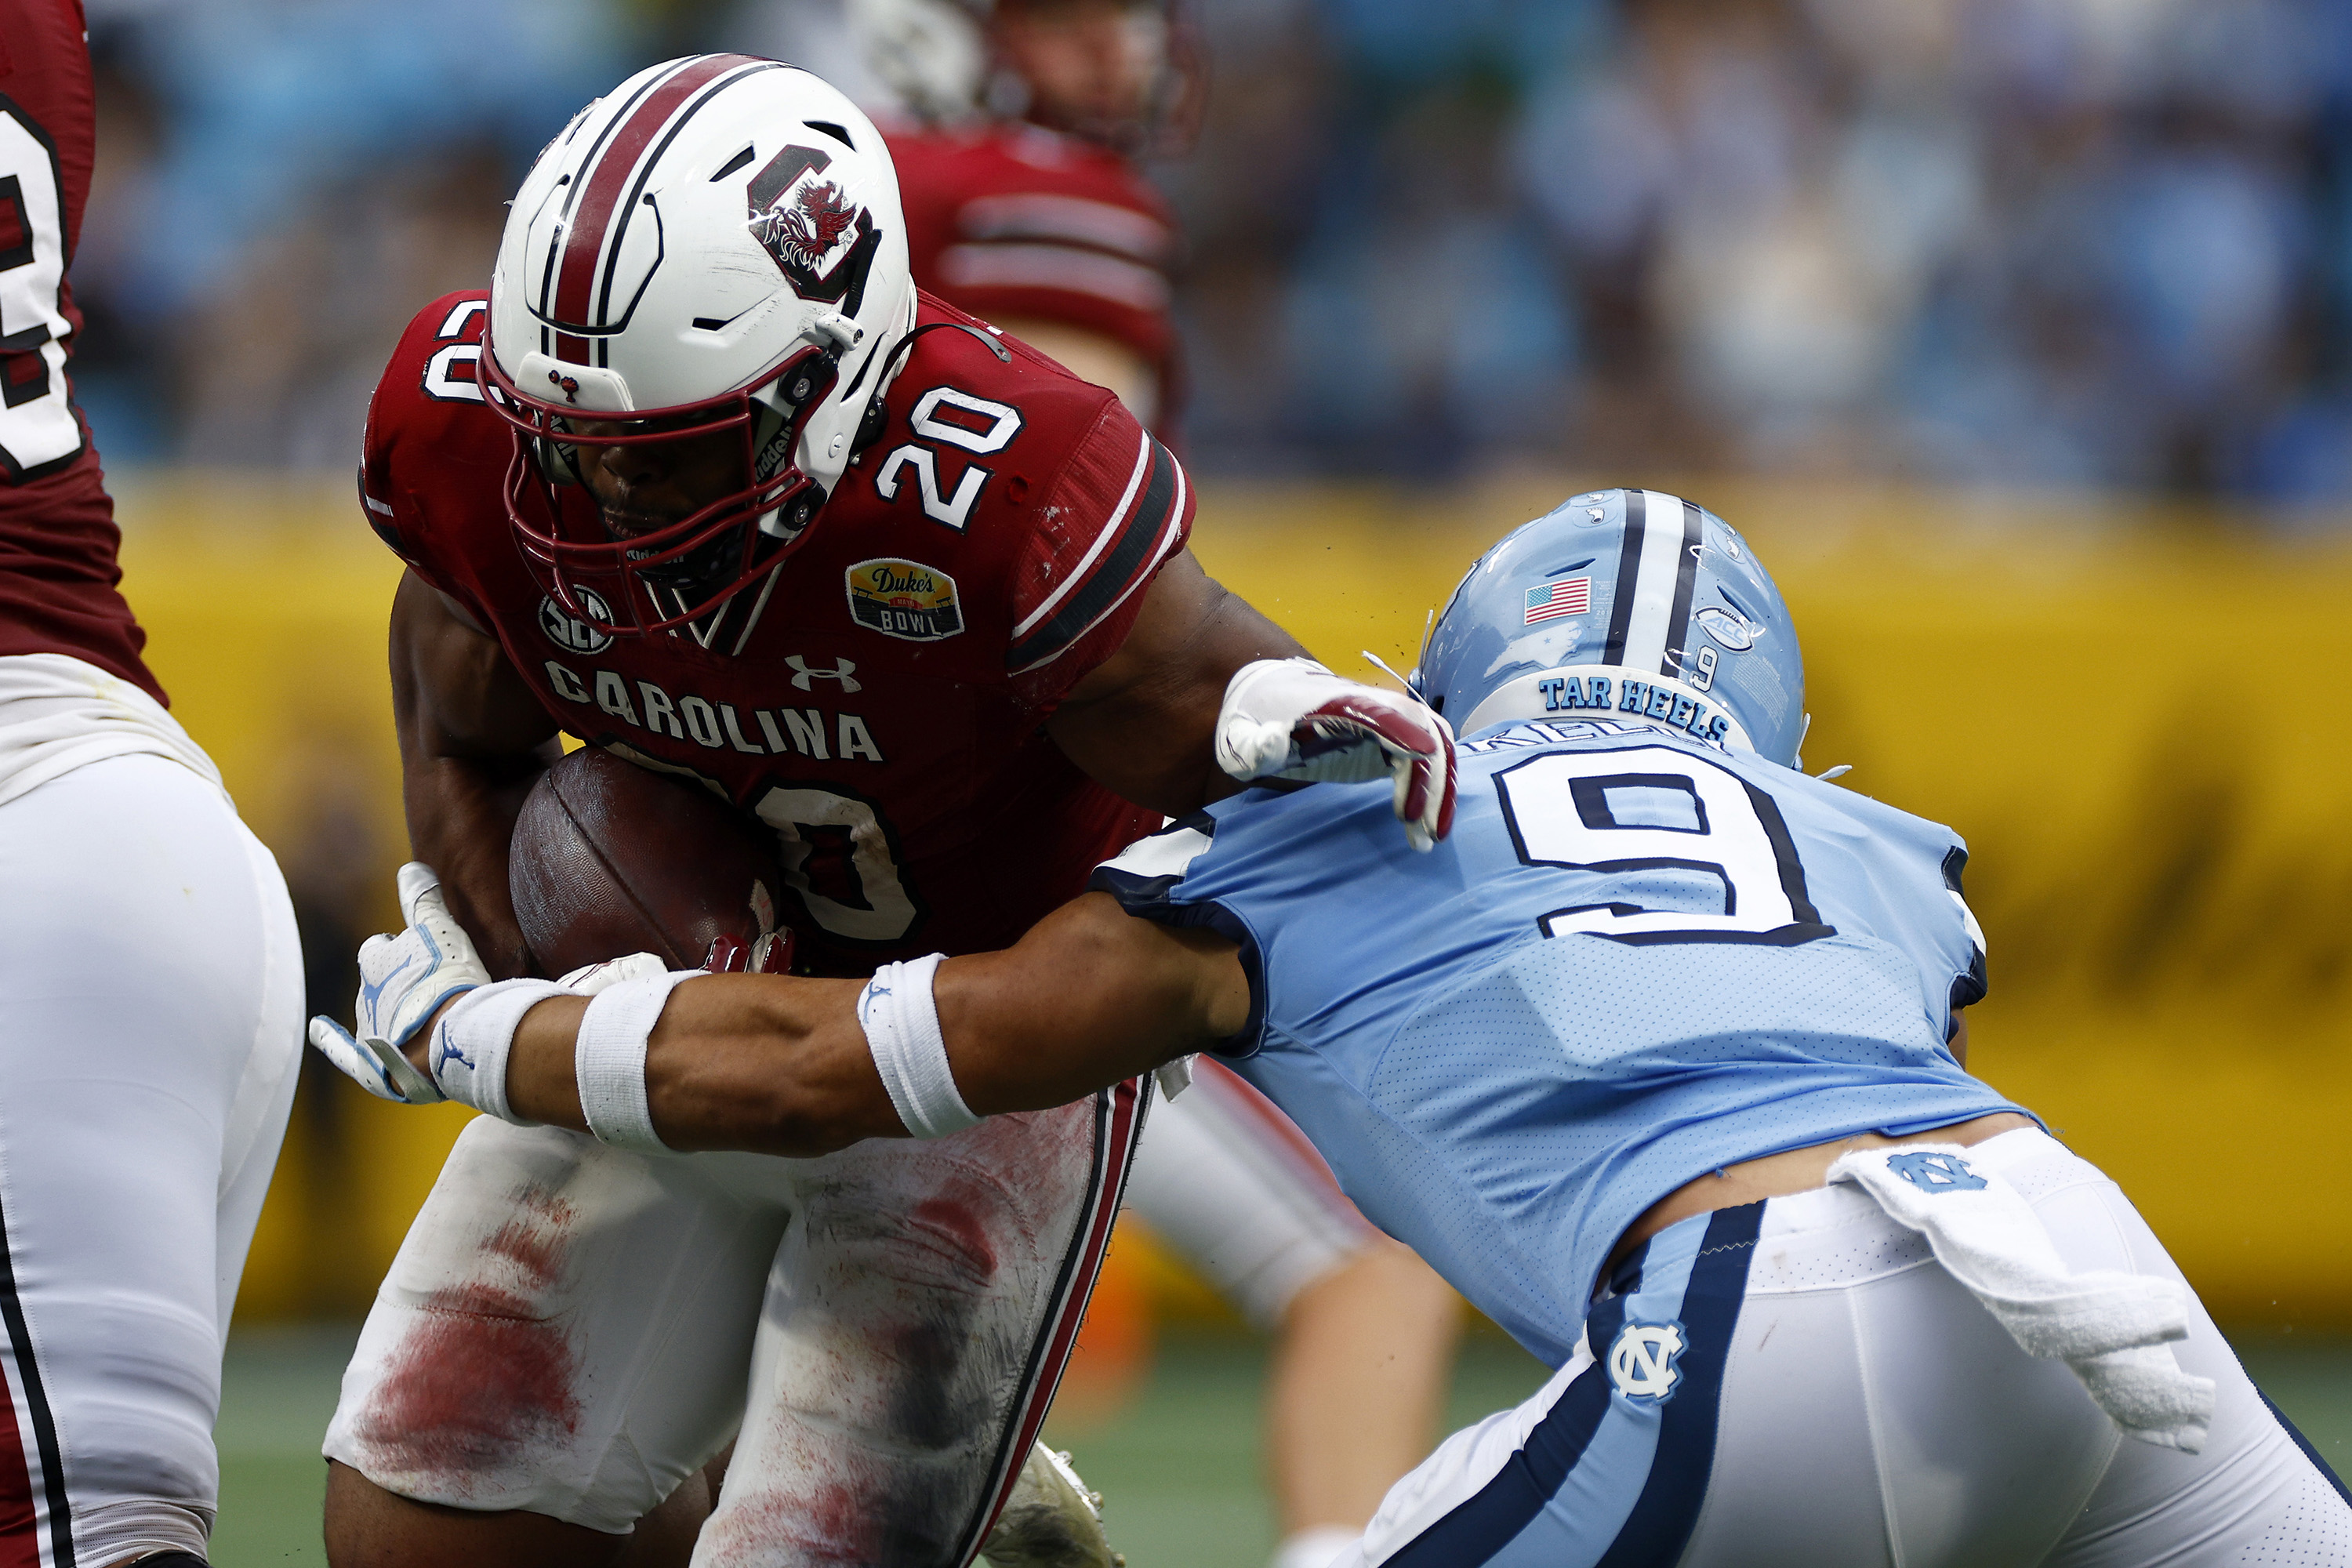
[509, 746, 791, 977]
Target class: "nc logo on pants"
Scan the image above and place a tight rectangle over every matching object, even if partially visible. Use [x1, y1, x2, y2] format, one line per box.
[1887, 1152, 1988, 1193]
[1607, 1320, 1686, 1402]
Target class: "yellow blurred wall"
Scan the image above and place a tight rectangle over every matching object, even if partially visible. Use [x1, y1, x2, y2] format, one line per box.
[113, 471, 2352, 1330]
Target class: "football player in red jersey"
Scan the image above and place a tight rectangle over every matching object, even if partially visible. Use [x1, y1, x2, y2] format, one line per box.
[880, 0, 1188, 431]
[857, 7, 1468, 1563]
[312, 58, 1451, 1568]
[0, 3, 305, 1564]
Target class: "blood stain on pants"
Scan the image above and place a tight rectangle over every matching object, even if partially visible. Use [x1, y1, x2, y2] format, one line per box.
[358, 1187, 584, 1487]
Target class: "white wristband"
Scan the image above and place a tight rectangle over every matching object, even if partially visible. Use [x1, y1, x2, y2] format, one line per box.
[859, 953, 982, 1139]
[427, 978, 564, 1123]
[575, 971, 697, 1153]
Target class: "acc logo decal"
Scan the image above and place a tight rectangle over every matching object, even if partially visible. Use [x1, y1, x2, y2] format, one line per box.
[1606, 1320, 1687, 1402]
[1695, 606, 1755, 652]
[1887, 1152, 1988, 1194]
[539, 588, 615, 655]
[846, 559, 964, 642]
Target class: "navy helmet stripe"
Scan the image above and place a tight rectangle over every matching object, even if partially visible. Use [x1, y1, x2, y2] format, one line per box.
[1659, 498, 1704, 680]
[1592, 1202, 1762, 1567]
[1617, 490, 1693, 677]
[1601, 489, 1646, 666]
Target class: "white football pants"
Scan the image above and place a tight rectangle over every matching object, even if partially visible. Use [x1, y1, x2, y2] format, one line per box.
[327, 1079, 1148, 1566]
[0, 753, 303, 1566]
[1340, 1127, 2350, 1567]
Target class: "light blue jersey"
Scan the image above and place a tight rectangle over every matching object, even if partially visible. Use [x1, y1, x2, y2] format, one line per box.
[1091, 714, 2027, 1367]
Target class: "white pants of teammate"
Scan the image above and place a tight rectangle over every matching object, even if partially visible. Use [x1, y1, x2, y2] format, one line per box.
[0, 752, 303, 1567]
[325, 1080, 1147, 1566]
[1120, 1058, 1377, 1327]
[1340, 1127, 2350, 1568]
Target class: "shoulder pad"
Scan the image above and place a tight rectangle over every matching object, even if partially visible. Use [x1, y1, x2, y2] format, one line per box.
[358, 292, 509, 579]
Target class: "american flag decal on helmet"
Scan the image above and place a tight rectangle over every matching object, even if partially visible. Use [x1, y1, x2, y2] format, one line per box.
[1525, 577, 1592, 624]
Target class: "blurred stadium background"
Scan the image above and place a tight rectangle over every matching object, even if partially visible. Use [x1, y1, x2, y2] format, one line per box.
[62, 0, 2352, 1559]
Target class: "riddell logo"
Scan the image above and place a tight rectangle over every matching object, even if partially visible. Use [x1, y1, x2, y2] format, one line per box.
[539, 589, 615, 655]
[746, 146, 881, 315]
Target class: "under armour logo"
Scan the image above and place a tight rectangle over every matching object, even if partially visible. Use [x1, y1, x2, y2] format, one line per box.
[546, 370, 581, 404]
[786, 655, 862, 692]
[1606, 1320, 1686, 1402]
[1887, 1152, 1988, 1194]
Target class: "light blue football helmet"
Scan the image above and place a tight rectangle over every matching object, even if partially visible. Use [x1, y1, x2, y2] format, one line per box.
[1414, 488, 1808, 766]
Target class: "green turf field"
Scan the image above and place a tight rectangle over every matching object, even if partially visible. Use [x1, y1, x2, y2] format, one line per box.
[208, 1323, 2352, 1566]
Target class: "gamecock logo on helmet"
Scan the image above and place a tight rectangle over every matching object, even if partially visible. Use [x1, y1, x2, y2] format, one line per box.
[767, 181, 856, 271]
[746, 146, 883, 314]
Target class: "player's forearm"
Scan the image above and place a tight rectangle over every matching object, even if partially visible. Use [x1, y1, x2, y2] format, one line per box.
[390, 571, 561, 977]
[1048, 555, 1309, 815]
[936, 894, 1250, 1111]
[399, 750, 552, 978]
[416, 889, 1241, 1159]
[501, 976, 895, 1156]
[494, 906, 1236, 1152]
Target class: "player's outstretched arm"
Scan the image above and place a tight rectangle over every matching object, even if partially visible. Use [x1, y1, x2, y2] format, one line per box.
[479, 892, 1247, 1156]
[1046, 549, 1308, 815]
[391, 571, 563, 977]
[1048, 552, 1456, 848]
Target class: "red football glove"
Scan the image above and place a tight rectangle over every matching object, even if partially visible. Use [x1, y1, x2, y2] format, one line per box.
[1214, 659, 1457, 850]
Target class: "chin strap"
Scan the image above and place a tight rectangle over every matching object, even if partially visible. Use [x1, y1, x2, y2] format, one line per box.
[852, 321, 1013, 457]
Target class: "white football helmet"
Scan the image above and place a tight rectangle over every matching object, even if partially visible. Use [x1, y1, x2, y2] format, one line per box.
[847, 0, 1203, 157]
[847, 0, 991, 124]
[484, 56, 915, 639]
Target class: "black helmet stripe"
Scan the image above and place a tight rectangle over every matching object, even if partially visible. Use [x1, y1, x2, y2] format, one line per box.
[1601, 488, 1646, 666]
[1661, 495, 1705, 678]
[1602, 489, 1704, 677]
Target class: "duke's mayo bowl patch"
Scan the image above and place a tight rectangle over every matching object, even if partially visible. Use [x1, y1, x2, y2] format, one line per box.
[846, 558, 964, 641]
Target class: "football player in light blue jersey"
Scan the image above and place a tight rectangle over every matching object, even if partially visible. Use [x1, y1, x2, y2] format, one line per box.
[326, 490, 2348, 1568]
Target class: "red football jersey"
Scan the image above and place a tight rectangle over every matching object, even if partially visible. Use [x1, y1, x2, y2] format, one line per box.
[0, 0, 161, 702]
[889, 124, 1178, 425]
[363, 289, 1192, 975]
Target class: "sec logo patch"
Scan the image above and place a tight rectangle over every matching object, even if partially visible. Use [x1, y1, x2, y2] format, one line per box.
[539, 588, 614, 655]
[846, 558, 963, 641]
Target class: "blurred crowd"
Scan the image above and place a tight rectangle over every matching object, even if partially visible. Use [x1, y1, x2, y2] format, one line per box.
[72, 0, 2352, 501]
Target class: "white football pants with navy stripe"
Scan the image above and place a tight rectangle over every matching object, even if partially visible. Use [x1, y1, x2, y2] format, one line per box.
[0, 752, 303, 1567]
[1340, 1128, 2350, 1567]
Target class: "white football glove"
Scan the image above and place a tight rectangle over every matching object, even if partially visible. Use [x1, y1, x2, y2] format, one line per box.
[1214, 658, 1457, 851]
[306, 862, 491, 1105]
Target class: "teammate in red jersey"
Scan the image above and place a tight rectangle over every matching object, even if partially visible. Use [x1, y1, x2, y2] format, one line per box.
[851, 8, 1468, 1563]
[313, 57, 1450, 1568]
[889, 119, 1178, 430]
[863, 0, 1189, 431]
[0, 3, 303, 1564]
